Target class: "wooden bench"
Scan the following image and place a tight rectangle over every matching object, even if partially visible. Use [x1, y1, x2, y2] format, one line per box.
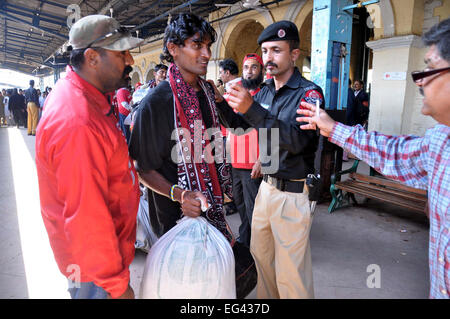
[328, 160, 427, 214]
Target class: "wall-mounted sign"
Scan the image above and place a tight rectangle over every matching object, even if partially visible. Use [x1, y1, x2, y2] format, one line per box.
[383, 72, 406, 81]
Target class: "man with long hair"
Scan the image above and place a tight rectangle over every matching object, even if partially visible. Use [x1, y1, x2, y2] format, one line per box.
[129, 13, 247, 241]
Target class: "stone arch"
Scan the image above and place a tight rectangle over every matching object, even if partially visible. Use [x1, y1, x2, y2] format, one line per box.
[379, 0, 395, 37]
[129, 66, 143, 87]
[222, 19, 265, 75]
[213, 3, 274, 61]
[294, 0, 314, 77]
[283, 0, 308, 22]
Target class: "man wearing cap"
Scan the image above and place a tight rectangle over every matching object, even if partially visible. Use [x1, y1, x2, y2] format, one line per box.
[227, 53, 264, 247]
[35, 15, 143, 299]
[226, 21, 325, 298]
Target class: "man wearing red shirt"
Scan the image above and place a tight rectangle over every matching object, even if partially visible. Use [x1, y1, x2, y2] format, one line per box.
[227, 53, 264, 247]
[35, 15, 142, 299]
[116, 77, 133, 143]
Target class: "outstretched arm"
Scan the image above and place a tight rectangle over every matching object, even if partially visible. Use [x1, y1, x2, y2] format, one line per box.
[296, 101, 429, 189]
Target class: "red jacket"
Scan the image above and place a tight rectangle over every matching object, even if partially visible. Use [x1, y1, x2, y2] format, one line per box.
[223, 88, 260, 170]
[35, 66, 140, 298]
[116, 88, 132, 116]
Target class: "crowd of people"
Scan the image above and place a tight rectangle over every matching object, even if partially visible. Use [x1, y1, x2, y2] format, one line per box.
[0, 85, 51, 135]
[31, 12, 449, 300]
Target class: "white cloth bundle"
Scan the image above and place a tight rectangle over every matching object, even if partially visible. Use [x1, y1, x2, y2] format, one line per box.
[140, 216, 236, 299]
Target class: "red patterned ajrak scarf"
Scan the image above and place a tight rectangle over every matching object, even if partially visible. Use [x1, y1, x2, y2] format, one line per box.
[168, 63, 234, 243]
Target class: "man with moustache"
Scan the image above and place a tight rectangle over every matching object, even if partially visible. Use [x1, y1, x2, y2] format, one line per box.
[129, 13, 244, 242]
[297, 18, 449, 299]
[35, 15, 142, 299]
[226, 21, 325, 298]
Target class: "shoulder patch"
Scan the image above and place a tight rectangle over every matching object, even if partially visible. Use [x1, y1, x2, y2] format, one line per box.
[301, 89, 323, 109]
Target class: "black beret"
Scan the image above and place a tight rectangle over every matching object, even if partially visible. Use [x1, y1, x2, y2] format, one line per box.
[257, 20, 300, 45]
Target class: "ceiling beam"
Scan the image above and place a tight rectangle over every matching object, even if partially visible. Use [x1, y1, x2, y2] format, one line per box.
[6, 40, 46, 52]
[6, 2, 67, 23]
[39, 0, 70, 10]
[3, 51, 44, 65]
[3, 4, 67, 26]
[127, 0, 164, 23]
[131, 0, 201, 33]
[1, 44, 45, 57]
[0, 9, 67, 40]
[6, 32, 50, 45]
[4, 24, 54, 40]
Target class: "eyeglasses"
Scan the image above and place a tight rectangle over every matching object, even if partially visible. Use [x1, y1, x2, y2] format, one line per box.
[411, 66, 450, 83]
[85, 26, 129, 49]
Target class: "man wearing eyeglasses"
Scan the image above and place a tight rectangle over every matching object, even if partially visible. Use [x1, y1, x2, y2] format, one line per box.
[35, 15, 143, 299]
[148, 64, 168, 88]
[297, 18, 450, 299]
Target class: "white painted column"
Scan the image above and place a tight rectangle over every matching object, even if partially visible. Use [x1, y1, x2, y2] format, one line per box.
[366, 35, 437, 136]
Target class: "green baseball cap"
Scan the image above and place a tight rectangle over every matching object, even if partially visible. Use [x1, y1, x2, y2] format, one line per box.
[69, 15, 143, 51]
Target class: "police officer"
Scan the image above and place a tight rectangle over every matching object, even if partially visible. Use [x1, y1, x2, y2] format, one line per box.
[226, 20, 324, 299]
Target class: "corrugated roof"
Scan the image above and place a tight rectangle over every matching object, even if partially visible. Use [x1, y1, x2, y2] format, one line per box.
[0, 0, 249, 75]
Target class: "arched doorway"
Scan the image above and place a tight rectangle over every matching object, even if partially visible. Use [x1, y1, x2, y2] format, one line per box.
[350, 6, 374, 91]
[298, 11, 313, 79]
[130, 72, 141, 87]
[224, 19, 264, 74]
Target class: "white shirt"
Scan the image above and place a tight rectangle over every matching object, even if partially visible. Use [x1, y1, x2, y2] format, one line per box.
[39, 96, 45, 108]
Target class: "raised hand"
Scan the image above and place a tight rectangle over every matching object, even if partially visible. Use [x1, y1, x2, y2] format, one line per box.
[296, 101, 336, 137]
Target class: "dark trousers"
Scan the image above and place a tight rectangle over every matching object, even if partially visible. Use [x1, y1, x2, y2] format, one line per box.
[118, 112, 131, 144]
[12, 108, 25, 127]
[232, 167, 262, 247]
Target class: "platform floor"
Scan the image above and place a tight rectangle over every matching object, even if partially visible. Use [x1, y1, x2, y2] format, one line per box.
[0, 126, 429, 299]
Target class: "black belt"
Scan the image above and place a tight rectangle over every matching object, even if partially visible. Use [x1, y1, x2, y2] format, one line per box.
[263, 175, 304, 193]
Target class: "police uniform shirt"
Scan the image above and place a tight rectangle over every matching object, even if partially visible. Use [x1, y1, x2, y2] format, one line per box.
[237, 67, 324, 180]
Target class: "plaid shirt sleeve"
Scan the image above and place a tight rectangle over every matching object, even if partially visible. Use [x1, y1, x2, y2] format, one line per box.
[330, 122, 450, 299]
[329, 123, 429, 190]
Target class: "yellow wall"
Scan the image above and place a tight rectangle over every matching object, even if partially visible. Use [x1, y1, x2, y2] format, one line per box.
[434, 0, 450, 21]
[127, 0, 447, 137]
[391, 0, 423, 36]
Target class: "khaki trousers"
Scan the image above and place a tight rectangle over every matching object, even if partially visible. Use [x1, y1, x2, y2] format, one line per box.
[250, 180, 314, 299]
[27, 102, 39, 134]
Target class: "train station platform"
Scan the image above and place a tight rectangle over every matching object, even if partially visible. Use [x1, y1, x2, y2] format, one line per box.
[0, 126, 430, 299]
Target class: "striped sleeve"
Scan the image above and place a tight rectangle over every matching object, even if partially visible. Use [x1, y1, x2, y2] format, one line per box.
[329, 123, 429, 189]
